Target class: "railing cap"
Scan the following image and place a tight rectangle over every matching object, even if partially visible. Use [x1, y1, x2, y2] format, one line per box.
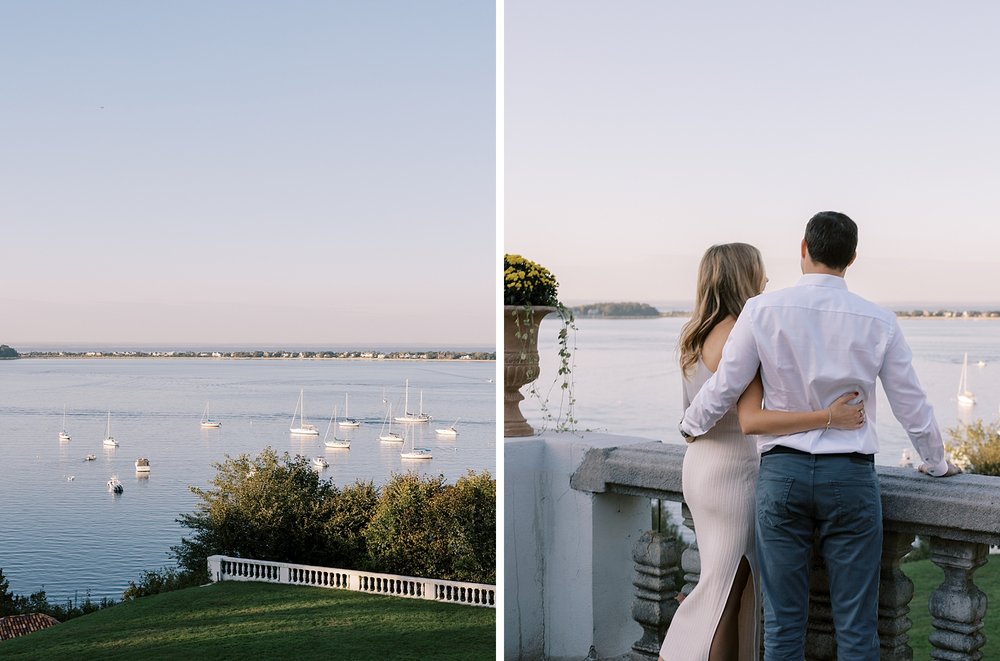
[570, 441, 1000, 545]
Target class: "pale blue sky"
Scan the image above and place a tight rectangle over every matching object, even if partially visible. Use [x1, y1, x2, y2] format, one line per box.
[1, 1, 494, 346]
[506, 2, 1000, 307]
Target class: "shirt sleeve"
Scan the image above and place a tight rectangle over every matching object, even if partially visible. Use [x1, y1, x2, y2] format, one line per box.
[879, 320, 949, 476]
[681, 306, 761, 437]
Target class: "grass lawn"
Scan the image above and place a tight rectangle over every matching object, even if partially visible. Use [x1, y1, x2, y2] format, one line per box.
[0, 581, 495, 660]
[903, 555, 1000, 658]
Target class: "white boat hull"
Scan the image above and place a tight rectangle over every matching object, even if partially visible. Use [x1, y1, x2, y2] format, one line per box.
[379, 434, 404, 443]
[435, 428, 458, 437]
[290, 426, 319, 436]
[324, 440, 351, 449]
[394, 414, 431, 423]
[401, 449, 433, 460]
[200, 421, 222, 429]
[59, 432, 72, 441]
[338, 419, 361, 428]
[103, 438, 118, 447]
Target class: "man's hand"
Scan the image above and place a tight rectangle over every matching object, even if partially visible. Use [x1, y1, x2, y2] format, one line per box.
[917, 461, 962, 477]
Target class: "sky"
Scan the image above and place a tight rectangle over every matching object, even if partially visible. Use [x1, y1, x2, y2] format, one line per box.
[505, 2, 1000, 308]
[1, 1, 495, 347]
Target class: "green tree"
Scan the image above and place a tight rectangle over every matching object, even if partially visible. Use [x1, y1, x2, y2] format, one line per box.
[428, 471, 496, 583]
[323, 480, 379, 568]
[0, 568, 15, 615]
[172, 448, 336, 576]
[0, 345, 19, 359]
[364, 473, 448, 578]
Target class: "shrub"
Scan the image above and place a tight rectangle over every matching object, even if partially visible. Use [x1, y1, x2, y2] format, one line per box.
[171, 448, 496, 585]
[945, 420, 1000, 476]
[172, 448, 336, 574]
[122, 567, 203, 601]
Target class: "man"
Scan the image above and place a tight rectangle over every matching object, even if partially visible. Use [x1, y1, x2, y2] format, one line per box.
[679, 212, 960, 660]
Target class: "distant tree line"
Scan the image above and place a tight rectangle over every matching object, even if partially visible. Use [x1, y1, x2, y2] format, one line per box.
[571, 302, 661, 318]
[0, 344, 19, 359]
[19, 349, 495, 360]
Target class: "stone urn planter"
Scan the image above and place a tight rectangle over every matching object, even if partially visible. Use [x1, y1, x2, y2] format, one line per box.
[504, 305, 555, 437]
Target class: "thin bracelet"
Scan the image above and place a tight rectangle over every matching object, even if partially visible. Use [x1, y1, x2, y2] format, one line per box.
[825, 408, 832, 431]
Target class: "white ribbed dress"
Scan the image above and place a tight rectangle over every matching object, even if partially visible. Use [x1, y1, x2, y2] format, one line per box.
[659, 360, 760, 661]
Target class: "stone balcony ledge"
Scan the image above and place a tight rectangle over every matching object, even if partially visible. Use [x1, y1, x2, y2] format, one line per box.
[506, 432, 1000, 660]
[570, 441, 1000, 546]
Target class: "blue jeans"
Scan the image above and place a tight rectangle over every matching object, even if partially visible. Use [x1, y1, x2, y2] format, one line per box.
[756, 452, 882, 661]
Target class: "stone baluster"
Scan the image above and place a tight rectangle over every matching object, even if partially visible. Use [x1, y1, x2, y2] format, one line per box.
[631, 530, 682, 661]
[928, 537, 988, 660]
[879, 531, 916, 660]
[679, 501, 700, 598]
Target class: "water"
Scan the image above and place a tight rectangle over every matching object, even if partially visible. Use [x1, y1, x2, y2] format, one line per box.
[526, 316, 1000, 463]
[0, 358, 495, 601]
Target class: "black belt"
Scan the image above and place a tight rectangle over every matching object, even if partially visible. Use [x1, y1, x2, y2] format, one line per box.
[761, 445, 874, 463]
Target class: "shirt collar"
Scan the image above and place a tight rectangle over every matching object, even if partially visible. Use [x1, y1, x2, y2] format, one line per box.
[796, 273, 849, 290]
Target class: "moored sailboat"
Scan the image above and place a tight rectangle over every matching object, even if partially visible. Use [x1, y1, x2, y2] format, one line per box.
[290, 389, 320, 436]
[400, 424, 432, 460]
[394, 379, 431, 423]
[378, 404, 404, 443]
[200, 402, 222, 428]
[103, 411, 118, 447]
[323, 406, 351, 449]
[59, 406, 72, 441]
[338, 393, 361, 428]
[958, 352, 976, 407]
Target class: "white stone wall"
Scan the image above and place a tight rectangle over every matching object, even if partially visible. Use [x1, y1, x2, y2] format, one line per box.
[504, 432, 652, 661]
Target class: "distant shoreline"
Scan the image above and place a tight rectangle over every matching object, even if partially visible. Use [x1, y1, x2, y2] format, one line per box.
[13, 350, 495, 362]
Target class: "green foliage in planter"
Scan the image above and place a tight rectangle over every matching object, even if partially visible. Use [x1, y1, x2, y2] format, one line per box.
[504, 254, 559, 306]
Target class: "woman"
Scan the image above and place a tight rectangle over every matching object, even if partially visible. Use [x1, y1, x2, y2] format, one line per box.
[658, 243, 864, 661]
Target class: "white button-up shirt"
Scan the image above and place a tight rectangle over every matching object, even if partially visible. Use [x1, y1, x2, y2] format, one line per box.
[681, 273, 949, 476]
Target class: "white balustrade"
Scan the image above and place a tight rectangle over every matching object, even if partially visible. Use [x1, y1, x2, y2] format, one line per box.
[207, 555, 495, 608]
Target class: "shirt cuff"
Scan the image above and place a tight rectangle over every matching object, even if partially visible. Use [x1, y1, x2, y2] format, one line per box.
[923, 458, 949, 477]
[680, 418, 698, 439]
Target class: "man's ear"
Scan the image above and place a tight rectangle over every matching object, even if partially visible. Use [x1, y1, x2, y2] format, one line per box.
[846, 252, 857, 269]
[800, 239, 808, 259]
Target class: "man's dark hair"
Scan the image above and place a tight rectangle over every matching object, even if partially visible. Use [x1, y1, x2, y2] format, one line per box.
[804, 211, 857, 270]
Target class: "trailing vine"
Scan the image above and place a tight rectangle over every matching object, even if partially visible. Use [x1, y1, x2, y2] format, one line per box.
[504, 254, 578, 433]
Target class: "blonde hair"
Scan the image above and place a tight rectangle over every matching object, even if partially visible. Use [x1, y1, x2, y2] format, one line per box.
[679, 243, 765, 375]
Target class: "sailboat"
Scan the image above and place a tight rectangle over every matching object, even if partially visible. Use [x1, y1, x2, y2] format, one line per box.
[103, 411, 119, 447]
[400, 424, 432, 460]
[323, 406, 351, 449]
[435, 418, 460, 437]
[59, 406, 72, 441]
[394, 379, 432, 423]
[958, 352, 976, 407]
[200, 402, 222, 428]
[378, 404, 404, 443]
[289, 389, 319, 436]
[338, 392, 361, 428]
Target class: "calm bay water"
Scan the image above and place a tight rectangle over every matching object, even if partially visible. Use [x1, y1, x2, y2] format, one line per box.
[527, 317, 1000, 463]
[0, 358, 495, 601]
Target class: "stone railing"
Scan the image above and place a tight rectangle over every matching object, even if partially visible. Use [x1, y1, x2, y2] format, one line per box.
[570, 441, 1000, 661]
[207, 555, 496, 608]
